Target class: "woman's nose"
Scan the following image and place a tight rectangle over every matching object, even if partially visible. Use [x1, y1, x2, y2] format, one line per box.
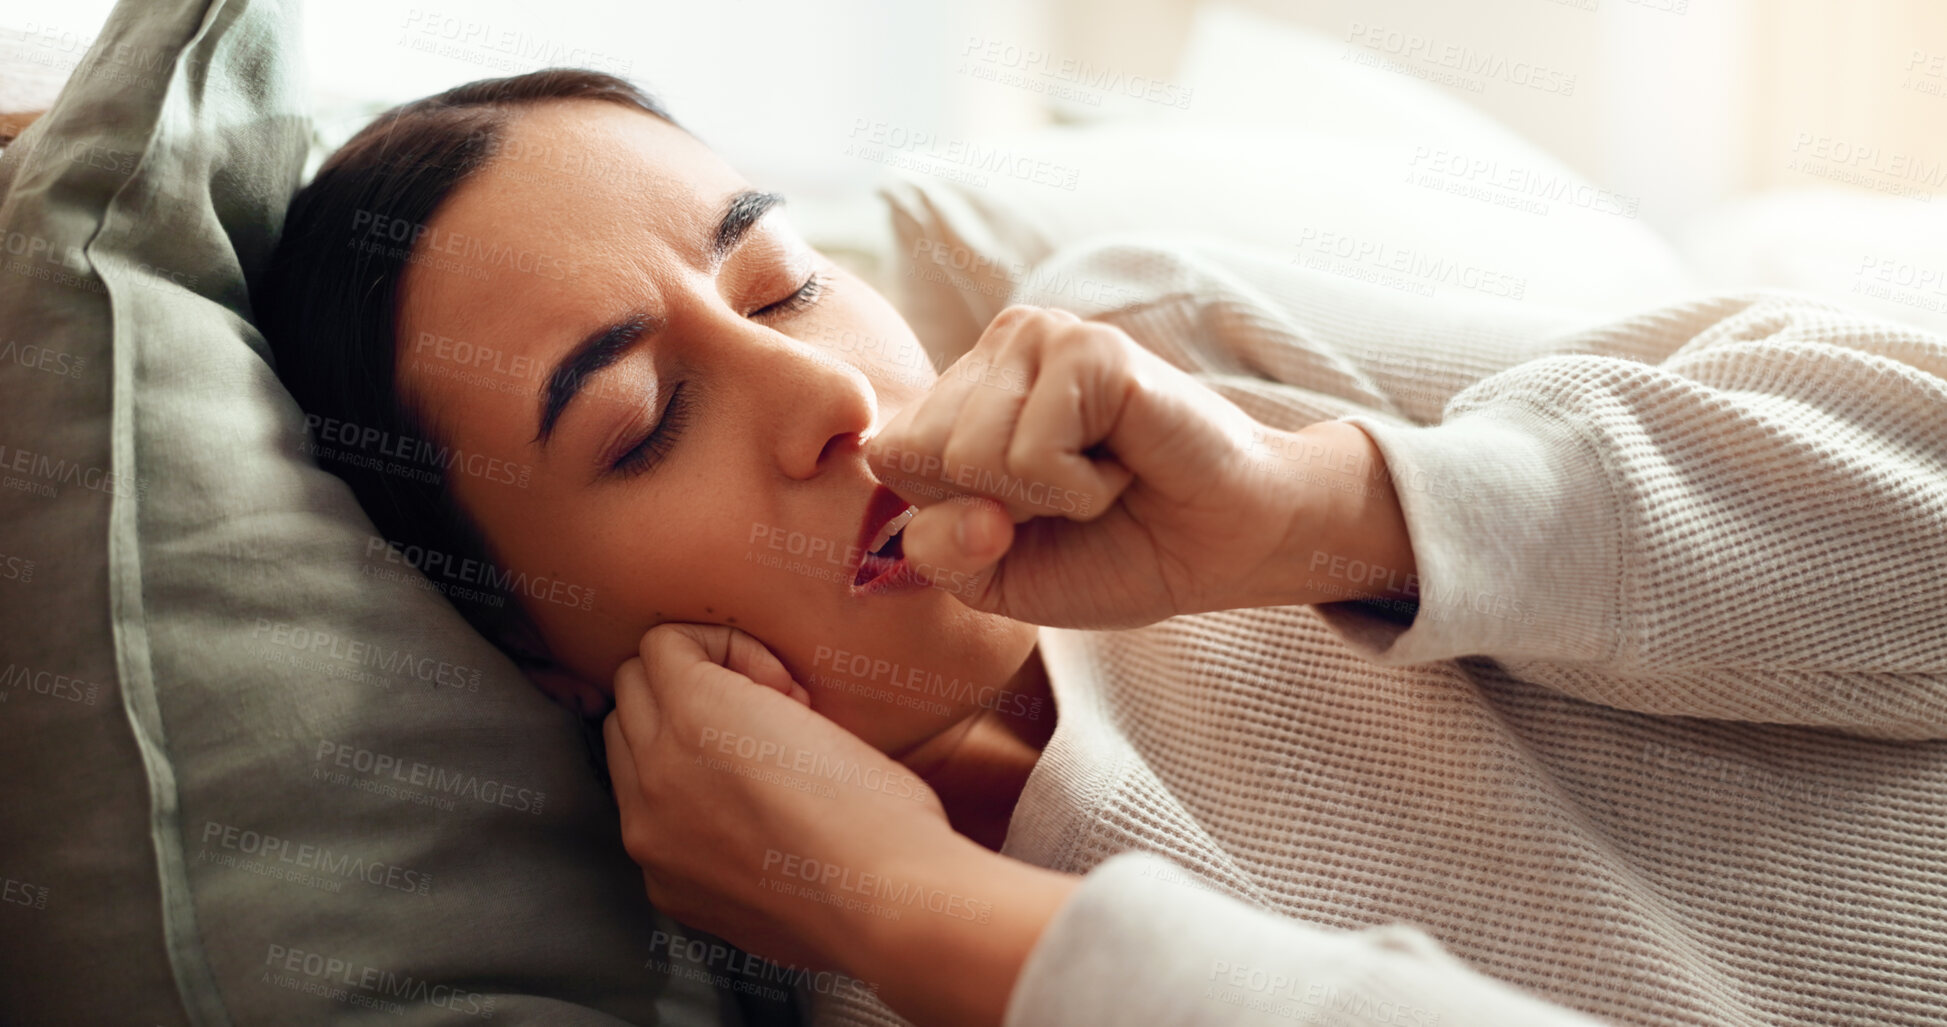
[729, 324, 879, 481]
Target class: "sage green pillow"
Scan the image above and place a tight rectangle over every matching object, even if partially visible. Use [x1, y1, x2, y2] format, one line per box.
[0, 1, 785, 1023]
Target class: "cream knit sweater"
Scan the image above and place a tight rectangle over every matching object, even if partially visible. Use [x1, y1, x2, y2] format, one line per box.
[805, 237, 1947, 1027]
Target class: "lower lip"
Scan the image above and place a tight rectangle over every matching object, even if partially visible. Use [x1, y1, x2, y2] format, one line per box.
[852, 553, 927, 596]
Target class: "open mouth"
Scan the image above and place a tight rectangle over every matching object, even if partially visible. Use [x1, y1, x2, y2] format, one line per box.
[851, 485, 920, 590]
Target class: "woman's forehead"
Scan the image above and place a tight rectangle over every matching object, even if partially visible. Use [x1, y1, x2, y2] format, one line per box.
[399, 103, 745, 327]
[389, 102, 750, 433]
[464, 100, 742, 247]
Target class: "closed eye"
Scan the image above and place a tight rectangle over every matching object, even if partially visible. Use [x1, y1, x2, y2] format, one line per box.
[607, 271, 832, 479]
[610, 382, 690, 479]
[748, 271, 831, 319]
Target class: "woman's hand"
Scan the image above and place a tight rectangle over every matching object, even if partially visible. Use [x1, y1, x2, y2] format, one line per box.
[868, 305, 1418, 628]
[605, 622, 1082, 1027]
[603, 622, 954, 968]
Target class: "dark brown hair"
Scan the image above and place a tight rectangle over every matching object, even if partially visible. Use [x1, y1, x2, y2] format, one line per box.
[257, 69, 676, 674]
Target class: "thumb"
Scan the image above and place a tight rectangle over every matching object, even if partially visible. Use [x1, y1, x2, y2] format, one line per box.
[643, 623, 811, 708]
[899, 496, 1013, 596]
[723, 627, 811, 707]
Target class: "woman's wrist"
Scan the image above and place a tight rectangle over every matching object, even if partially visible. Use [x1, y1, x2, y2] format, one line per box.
[1265, 419, 1421, 610]
[802, 829, 1080, 1027]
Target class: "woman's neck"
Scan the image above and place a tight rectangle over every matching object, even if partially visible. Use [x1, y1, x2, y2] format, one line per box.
[895, 644, 1057, 852]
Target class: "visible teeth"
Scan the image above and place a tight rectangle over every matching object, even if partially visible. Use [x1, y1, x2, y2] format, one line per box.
[868, 504, 919, 556]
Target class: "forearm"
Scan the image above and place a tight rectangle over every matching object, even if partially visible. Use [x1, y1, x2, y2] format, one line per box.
[1258, 418, 1420, 611]
[800, 832, 1081, 1027]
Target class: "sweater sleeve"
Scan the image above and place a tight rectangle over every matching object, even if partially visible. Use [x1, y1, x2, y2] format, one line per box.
[1313, 293, 1947, 741]
[1014, 237, 1947, 741]
[1004, 851, 1609, 1027]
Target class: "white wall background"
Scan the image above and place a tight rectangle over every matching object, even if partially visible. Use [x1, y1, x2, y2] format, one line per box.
[5, 0, 1943, 255]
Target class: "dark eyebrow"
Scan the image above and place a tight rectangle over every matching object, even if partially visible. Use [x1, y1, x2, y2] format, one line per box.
[715, 190, 784, 263]
[533, 189, 785, 447]
[533, 313, 658, 446]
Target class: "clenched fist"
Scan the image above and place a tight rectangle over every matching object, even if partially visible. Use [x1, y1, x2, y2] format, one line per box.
[866, 305, 1416, 628]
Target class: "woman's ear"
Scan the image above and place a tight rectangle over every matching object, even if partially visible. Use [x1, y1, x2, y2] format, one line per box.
[523, 664, 611, 718]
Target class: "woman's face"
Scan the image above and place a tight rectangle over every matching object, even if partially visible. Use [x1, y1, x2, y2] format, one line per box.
[393, 100, 1039, 756]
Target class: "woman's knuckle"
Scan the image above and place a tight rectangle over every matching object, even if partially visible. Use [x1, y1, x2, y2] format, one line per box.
[1081, 321, 1131, 354]
[1037, 321, 1091, 357]
[644, 879, 680, 916]
[1004, 450, 1050, 491]
[982, 306, 1034, 338]
[621, 822, 659, 865]
[940, 433, 988, 476]
[641, 623, 678, 662]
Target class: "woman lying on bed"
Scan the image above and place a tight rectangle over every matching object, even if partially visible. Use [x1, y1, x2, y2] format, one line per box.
[259, 69, 1947, 1027]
